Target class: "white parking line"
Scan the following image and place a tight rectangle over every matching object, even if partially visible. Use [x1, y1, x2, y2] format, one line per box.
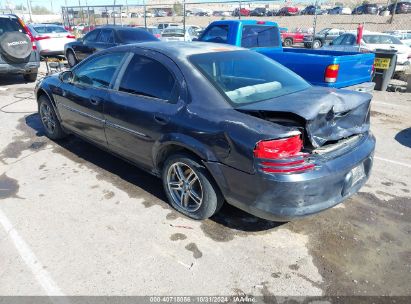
[0, 208, 65, 296]
[373, 101, 410, 108]
[375, 156, 411, 169]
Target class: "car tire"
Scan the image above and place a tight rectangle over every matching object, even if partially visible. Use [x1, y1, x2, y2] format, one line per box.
[162, 153, 224, 220]
[38, 95, 67, 140]
[23, 71, 38, 82]
[66, 49, 77, 67]
[312, 39, 322, 49]
[283, 38, 293, 47]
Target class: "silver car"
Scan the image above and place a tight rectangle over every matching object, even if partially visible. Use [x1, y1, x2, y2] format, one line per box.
[28, 24, 76, 56]
[161, 26, 199, 42]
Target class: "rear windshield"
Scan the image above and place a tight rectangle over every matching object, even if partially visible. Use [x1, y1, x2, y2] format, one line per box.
[33, 26, 67, 34]
[162, 28, 184, 36]
[363, 35, 402, 45]
[116, 29, 159, 43]
[0, 17, 25, 35]
[241, 25, 280, 48]
[190, 51, 310, 107]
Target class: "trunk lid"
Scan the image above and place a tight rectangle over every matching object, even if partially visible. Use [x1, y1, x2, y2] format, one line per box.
[236, 86, 371, 148]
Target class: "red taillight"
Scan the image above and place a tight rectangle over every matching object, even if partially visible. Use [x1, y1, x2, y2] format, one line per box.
[155, 34, 161, 38]
[371, 64, 375, 76]
[325, 64, 339, 83]
[254, 135, 314, 174]
[17, 18, 36, 50]
[66, 34, 76, 39]
[257, 21, 266, 24]
[35, 35, 50, 41]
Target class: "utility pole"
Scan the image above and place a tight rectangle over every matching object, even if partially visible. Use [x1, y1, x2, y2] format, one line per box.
[26, 0, 32, 22]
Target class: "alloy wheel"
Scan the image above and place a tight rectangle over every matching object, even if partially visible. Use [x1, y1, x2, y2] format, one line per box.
[166, 162, 203, 212]
[40, 103, 56, 134]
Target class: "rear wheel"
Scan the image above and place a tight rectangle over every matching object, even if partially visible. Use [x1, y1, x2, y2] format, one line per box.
[23, 70, 38, 82]
[66, 49, 77, 67]
[283, 38, 293, 47]
[162, 154, 224, 220]
[312, 39, 322, 49]
[38, 95, 66, 140]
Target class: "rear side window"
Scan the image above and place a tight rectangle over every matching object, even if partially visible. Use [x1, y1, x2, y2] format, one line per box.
[241, 25, 280, 48]
[118, 55, 176, 101]
[73, 52, 125, 88]
[200, 25, 229, 43]
[116, 29, 158, 43]
[0, 17, 25, 35]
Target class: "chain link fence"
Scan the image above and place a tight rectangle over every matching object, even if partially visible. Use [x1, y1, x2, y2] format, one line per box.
[59, 1, 410, 40]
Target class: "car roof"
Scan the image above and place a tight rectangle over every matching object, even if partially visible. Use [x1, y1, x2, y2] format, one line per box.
[0, 14, 18, 19]
[112, 41, 243, 58]
[210, 20, 279, 27]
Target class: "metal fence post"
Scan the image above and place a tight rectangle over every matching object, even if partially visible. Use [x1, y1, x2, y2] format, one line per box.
[144, 0, 147, 29]
[183, 0, 186, 41]
[238, 0, 241, 20]
[390, 0, 398, 24]
[311, 0, 318, 49]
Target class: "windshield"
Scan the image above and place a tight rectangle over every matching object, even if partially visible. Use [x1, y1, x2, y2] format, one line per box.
[363, 35, 402, 45]
[190, 51, 310, 107]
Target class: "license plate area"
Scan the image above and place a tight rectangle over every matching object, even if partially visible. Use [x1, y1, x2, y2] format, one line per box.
[374, 58, 390, 70]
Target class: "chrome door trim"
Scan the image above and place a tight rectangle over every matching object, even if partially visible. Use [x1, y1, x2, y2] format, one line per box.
[105, 120, 148, 139]
[59, 103, 105, 123]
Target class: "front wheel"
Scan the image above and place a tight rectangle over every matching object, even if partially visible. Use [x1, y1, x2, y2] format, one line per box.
[38, 95, 67, 140]
[162, 154, 224, 220]
[283, 38, 293, 47]
[312, 39, 322, 49]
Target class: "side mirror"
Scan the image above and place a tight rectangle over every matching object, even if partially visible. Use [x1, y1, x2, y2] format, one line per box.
[59, 70, 74, 83]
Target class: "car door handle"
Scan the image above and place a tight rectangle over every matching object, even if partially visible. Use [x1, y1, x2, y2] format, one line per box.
[154, 115, 169, 125]
[90, 96, 102, 106]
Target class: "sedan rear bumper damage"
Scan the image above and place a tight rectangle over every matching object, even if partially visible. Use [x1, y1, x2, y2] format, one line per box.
[206, 132, 375, 222]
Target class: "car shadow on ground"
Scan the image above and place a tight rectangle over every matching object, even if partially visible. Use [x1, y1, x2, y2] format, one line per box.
[25, 113, 283, 232]
[395, 127, 411, 148]
[0, 75, 31, 86]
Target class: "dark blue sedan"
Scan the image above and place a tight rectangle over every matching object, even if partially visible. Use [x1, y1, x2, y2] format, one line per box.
[35, 42, 375, 221]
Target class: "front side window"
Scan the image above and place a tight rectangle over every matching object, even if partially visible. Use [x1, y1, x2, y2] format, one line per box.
[98, 29, 114, 43]
[343, 34, 356, 45]
[190, 51, 310, 106]
[200, 25, 229, 43]
[332, 34, 345, 45]
[118, 55, 176, 101]
[241, 25, 280, 48]
[84, 29, 100, 42]
[73, 52, 125, 88]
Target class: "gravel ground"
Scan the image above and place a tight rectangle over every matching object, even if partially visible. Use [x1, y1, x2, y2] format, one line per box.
[0, 64, 410, 300]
